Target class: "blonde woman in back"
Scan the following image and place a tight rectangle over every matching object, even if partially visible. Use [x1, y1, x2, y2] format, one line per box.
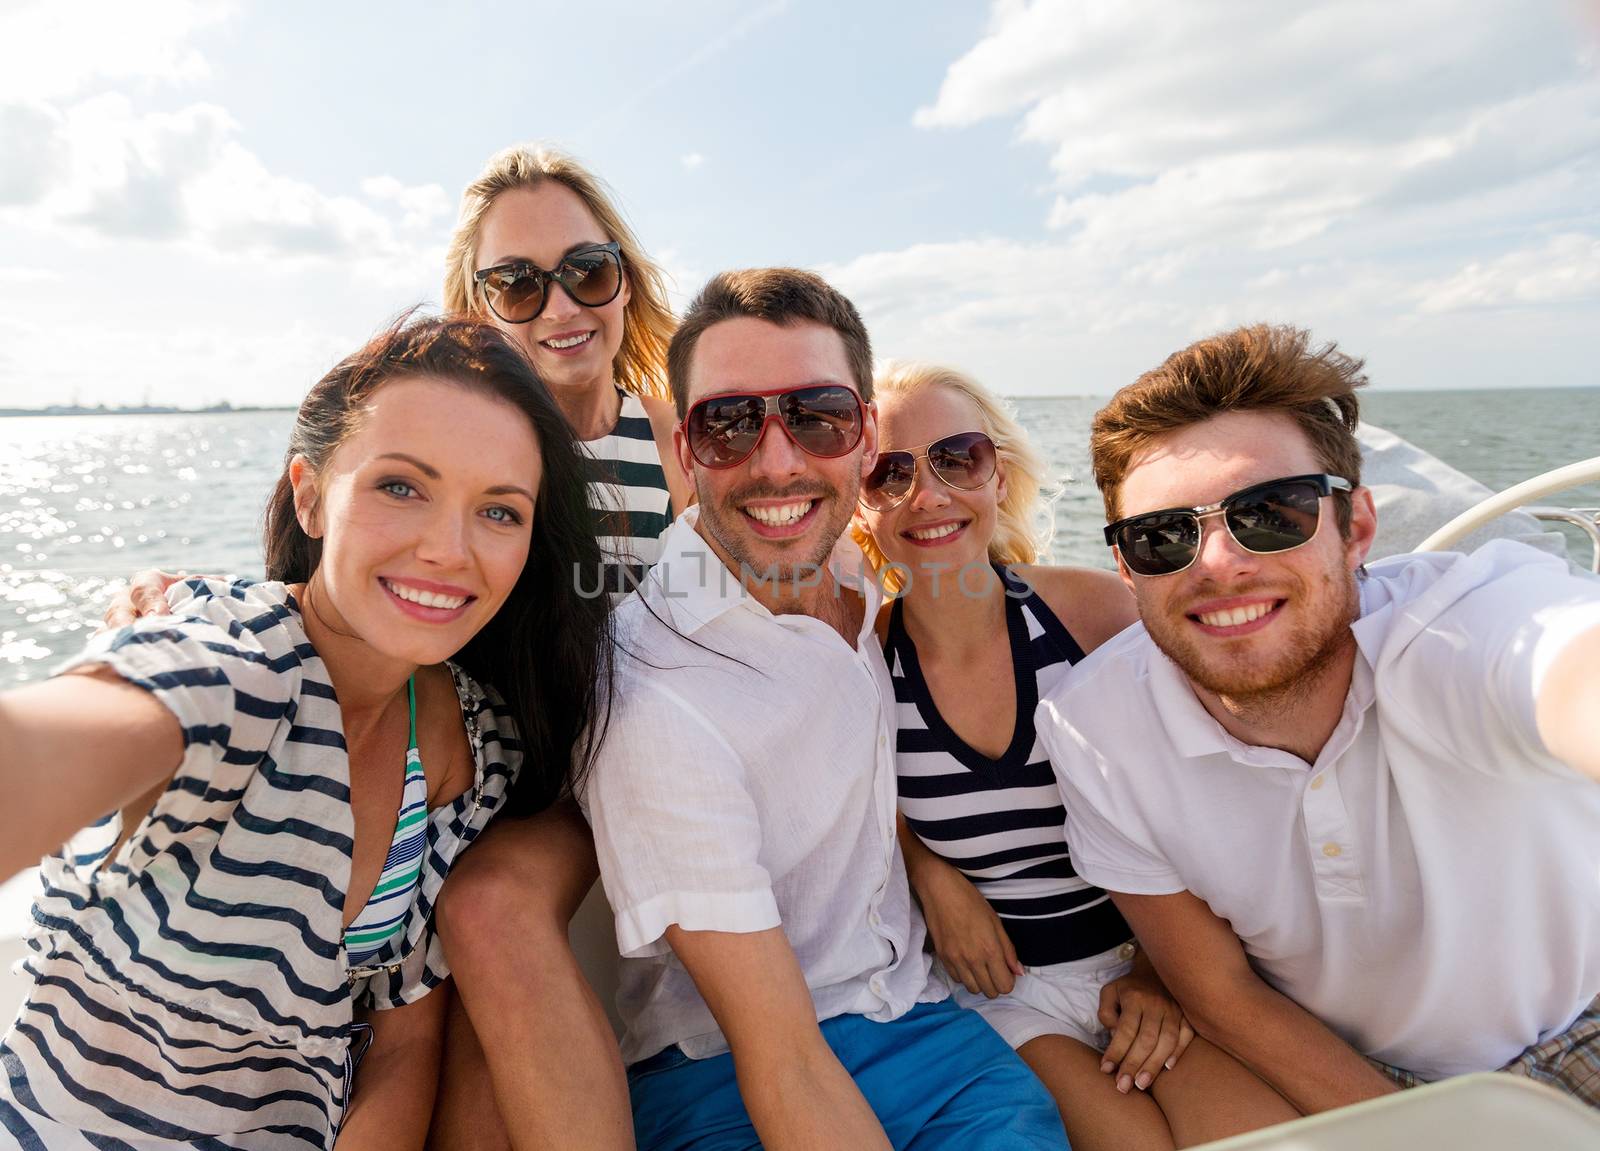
[428, 144, 694, 1150]
[853, 362, 1298, 1150]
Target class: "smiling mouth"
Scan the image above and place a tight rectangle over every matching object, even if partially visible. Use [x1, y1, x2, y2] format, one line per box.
[1189, 599, 1284, 629]
[381, 578, 472, 611]
[541, 332, 593, 350]
[904, 521, 966, 542]
[743, 499, 817, 528]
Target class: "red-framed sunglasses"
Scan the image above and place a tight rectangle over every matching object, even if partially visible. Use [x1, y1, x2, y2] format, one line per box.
[683, 384, 865, 469]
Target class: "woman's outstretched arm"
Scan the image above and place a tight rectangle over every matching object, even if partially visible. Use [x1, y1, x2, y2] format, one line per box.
[0, 669, 181, 881]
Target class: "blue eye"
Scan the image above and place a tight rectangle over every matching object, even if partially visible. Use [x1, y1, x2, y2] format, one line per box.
[484, 505, 523, 526]
[380, 480, 416, 498]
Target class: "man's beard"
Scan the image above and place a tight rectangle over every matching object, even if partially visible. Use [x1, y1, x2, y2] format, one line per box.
[697, 475, 855, 587]
[1144, 566, 1361, 711]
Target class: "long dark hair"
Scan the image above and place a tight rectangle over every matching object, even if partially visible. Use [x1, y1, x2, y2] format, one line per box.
[262, 313, 612, 813]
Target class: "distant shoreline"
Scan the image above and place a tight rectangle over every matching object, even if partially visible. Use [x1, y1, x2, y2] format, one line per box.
[0, 404, 296, 418]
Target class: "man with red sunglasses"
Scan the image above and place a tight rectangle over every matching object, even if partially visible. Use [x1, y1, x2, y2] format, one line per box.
[582, 268, 1069, 1149]
[1038, 323, 1600, 1115]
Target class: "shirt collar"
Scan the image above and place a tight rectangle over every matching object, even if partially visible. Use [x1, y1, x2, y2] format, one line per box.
[1144, 583, 1380, 764]
[643, 506, 883, 645]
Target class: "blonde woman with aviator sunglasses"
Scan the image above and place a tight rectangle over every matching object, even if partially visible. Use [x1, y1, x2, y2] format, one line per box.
[852, 361, 1298, 1150]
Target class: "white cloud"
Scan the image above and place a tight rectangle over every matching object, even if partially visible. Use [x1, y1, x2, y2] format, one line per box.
[0, 92, 451, 268]
[0, 0, 232, 102]
[843, 0, 1600, 392]
[918, 1, 1600, 259]
[1414, 234, 1600, 313]
[680, 152, 706, 171]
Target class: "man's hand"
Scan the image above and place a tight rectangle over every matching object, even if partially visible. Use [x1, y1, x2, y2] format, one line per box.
[1097, 953, 1195, 1094]
[666, 924, 891, 1150]
[911, 851, 1022, 998]
[101, 569, 186, 630]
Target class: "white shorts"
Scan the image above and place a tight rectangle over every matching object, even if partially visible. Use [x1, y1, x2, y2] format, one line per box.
[947, 940, 1138, 1051]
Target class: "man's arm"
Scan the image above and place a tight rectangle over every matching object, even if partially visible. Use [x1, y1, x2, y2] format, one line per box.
[1113, 889, 1398, 1114]
[1536, 621, 1600, 781]
[664, 925, 891, 1151]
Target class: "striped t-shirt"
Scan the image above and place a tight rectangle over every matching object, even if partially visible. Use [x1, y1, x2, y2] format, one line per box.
[0, 579, 519, 1150]
[584, 389, 673, 598]
[888, 566, 1131, 967]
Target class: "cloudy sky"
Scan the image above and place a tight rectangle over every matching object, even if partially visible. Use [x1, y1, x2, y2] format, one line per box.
[2, 0, 1598, 408]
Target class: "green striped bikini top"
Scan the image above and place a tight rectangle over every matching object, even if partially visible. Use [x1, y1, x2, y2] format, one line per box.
[344, 677, 429, 966]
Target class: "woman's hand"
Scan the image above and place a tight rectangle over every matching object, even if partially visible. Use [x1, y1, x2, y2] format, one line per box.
[907, 847, 1022, 999]
[1097, 952, 1196, 1094]
[102, 569, 186, 630]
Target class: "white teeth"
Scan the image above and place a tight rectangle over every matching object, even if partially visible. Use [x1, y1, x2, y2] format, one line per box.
[385, 580, 467, 610]
[745, 500, 813, 526]
[908, 522, 962, 541]
[1198, 602, 1273, 628]
[544, 332, 592, 349]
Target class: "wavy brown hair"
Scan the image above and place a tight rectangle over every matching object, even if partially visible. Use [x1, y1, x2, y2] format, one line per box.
[262, 313, 612, 812]
[442, 144, 674, 402]
[1090, 323, 1366, 534]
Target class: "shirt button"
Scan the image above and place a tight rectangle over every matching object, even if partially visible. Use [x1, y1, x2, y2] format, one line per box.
[1309, 776, 1326, 791]
[869, 911, 882, 927]
[1322, 843, 1343, 858]
[870, 976, 886, 995]
[1117, 942, 1137, 961]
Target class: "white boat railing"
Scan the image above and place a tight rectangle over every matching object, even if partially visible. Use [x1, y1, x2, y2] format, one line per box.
[1415, 455, 1600, 569]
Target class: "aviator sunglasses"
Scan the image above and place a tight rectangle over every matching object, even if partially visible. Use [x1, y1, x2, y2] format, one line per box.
[1105, 473, 1353, 577]
[859, 431, 997, 511]
[683, 384, 865, 469]
[473, 241, 624, 324]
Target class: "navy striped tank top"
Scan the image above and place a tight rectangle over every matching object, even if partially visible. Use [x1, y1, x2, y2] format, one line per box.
[887, 566, 1132, 966]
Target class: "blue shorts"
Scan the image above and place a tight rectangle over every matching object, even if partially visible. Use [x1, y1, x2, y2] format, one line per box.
[626, 999, 1069, 1150]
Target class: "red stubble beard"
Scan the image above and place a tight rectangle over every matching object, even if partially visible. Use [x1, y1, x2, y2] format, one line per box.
[1140, 561, 1362, 711]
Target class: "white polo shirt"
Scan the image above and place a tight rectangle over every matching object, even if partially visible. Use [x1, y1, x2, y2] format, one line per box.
[1040, 541, 1600, 1080]
[583, 508, 943, 1065]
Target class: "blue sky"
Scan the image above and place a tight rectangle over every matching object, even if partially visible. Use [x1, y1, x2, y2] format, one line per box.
[1, 0, 1598, 408]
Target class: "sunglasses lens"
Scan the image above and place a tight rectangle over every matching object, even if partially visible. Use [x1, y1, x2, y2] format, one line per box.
[861, 452, 917, 509]
[483, 267, 546, 323]
[1116, 513, 1201, 576]
[560, 247, 623, 307]
[1226, 480, 1322, 554]
[927, 432, 996, 489]
[688, 395, 766, 467]
[777, 386, 863, 459]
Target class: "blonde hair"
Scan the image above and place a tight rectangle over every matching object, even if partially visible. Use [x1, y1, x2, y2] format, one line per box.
[442, 144, 674, 400]
[853, 361, 1056, 584]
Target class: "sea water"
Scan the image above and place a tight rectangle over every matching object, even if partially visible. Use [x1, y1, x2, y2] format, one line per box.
[2, 388, 1597, 690]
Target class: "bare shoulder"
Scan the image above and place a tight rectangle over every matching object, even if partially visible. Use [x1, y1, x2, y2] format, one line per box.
[639, 394, 679, 445]
[638, 394, 694, 511]
[1012, 563, 1138, 655]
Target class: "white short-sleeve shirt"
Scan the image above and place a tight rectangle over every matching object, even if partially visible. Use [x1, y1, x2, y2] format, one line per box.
[583, 508, 943, 1064]
[1039, 542, 1600, 1080]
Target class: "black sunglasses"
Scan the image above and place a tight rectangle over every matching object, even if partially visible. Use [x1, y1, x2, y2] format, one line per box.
[1105, 473, 1353, 577]
[473, 242, 624, 324]
[683, 385, 865, 469]
[859, 431, 997, 511]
